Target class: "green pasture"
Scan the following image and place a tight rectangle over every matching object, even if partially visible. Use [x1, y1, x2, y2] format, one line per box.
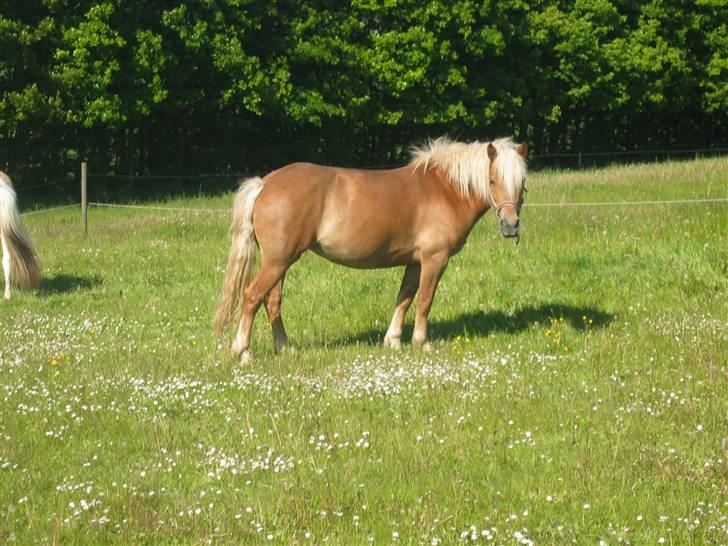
[1, 158, 727, 544]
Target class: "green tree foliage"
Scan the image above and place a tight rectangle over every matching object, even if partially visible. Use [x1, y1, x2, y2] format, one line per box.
[0, 3, 62, 171]
[0, 0, 725, 184]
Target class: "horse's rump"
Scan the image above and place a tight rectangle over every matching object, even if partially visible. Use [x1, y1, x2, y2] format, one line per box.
[0, 172, 41, 293]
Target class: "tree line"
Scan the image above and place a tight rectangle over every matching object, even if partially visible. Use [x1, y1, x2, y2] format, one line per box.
[1, 0, 726, 187]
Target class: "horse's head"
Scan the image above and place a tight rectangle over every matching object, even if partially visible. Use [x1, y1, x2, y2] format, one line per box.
[487, 140, 528, 240]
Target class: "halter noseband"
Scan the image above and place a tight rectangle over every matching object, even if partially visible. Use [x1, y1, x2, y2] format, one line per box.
[488, 192, 518, 218]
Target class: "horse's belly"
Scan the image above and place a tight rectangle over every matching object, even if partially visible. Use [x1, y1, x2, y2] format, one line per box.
[312, 234, 412, 269]
[313, 179, 417, 267]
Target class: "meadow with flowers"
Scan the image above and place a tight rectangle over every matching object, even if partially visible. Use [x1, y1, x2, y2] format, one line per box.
[1, 157, 726, 545]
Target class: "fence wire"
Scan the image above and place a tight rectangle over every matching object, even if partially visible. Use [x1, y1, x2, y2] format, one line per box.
[20, 204, 80, 216]
[12, 145, 728, 194]
[19, 194, 728, 218]
[90, 197, 728, 212]
[524, 197, 728, 208]
[88, 202, 227, 213]
[15, 177, 77, 192]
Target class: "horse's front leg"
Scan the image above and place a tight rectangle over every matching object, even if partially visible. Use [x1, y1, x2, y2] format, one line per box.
[412, 253, 449, 351]
[384, 264, 420, 350]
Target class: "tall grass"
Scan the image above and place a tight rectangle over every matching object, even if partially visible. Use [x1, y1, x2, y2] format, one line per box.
[1, 157, 726, 544]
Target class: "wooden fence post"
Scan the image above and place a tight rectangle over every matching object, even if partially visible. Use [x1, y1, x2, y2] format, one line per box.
[81, 161, 88, 236]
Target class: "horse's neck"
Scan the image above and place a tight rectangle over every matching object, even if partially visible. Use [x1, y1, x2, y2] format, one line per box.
[459, 195, 490, 234]
[424, 170, 490, 247]
[440, 173, 489, 226]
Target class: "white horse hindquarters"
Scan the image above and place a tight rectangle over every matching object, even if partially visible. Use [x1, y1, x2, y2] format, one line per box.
[0, 173, 41, 298]
[2, 230, 10, 299]
[0, 177, 14, 298]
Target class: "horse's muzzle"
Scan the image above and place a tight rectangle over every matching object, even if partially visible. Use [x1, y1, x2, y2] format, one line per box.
[500, 218, 520, 239]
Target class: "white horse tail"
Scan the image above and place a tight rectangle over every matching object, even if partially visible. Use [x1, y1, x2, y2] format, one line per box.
[214, 176, 265, 333]
[0, 172, 40, 295]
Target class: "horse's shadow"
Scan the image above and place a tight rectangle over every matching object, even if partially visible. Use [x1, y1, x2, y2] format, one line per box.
[38, 274, 102, 295]
[337, 303, 613, 346]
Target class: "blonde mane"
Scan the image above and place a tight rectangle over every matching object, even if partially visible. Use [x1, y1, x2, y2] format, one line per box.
[411, 137, 526, 201]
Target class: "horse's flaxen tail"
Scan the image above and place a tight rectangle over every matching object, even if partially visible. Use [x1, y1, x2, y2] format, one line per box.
[0, 172, 40, 291]
[213, 176, 265, 334]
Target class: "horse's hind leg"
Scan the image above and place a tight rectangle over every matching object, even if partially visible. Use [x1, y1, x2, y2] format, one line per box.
[232, 261, 288, 362]
[384, 264, 420, 349]
[265, 273, 289, 353]
[1, 234, 10, 300]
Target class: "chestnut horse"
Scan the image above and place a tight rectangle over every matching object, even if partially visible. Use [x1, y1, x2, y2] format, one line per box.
[215, 137, 528, 361]
[0, 171, 40, 299]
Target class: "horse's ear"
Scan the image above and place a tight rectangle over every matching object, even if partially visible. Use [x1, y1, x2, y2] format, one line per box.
[487, 143, 497, 162]
[517, 141, 528, 158]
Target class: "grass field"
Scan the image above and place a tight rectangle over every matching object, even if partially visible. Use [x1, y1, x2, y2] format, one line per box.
[1, 158, 727, 545]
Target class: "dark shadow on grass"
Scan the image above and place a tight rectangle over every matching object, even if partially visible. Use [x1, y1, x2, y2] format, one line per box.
[331, 303, 613, 347]
[38, 274, 103, 295]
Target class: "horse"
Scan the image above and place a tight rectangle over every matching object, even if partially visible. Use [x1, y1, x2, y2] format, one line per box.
[214, 137, 528, 362]
[0, 171, 41, 299]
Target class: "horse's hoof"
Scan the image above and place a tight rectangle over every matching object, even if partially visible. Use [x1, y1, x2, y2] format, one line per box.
[274, 337, 289, 354]
[383, 336, 402, 350]
[240, 350, 253, 364]
[412, 338, 432, 351]
[412, 334, 430, 350]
